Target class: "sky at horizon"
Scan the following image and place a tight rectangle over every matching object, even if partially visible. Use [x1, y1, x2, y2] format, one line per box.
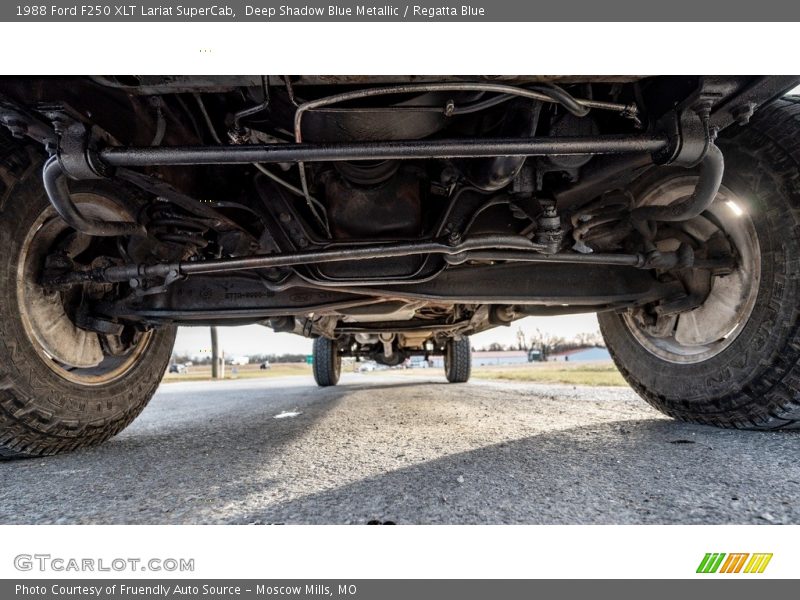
[172, 313, 601, 358]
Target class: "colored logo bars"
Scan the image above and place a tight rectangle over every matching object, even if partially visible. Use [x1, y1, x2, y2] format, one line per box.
[696, 553, 773, 574]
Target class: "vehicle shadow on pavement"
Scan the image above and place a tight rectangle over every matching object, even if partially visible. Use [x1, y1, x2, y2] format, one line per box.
[0, 383, 352, 524]
[337, 379, 452, 392]
[231, 418, 800, 525]
[3, 380, 799, 525]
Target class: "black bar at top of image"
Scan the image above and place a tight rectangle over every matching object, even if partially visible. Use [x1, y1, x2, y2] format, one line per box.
[3, 0, 800, 22]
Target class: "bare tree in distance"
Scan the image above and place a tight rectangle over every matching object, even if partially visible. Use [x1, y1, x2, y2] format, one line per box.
[516, 326, 528, 351]
[474, 329, 605, 357]
[528, 328, 566, 361]
[574, 330, 606, 347]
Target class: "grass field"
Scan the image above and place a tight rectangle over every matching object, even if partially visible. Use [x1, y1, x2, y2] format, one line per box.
[162, 360, 627, 387]
[162, 362, 311, 383]
[377, 361, 627, 387]
[470, 362, 626, 386]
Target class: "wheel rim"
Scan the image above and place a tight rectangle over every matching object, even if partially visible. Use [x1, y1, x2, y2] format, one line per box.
[621, 178, 761, 364]
[16, 194, 152, 385]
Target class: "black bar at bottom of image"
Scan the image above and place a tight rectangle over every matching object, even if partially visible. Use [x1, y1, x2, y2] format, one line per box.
[3, 580, 797, 600]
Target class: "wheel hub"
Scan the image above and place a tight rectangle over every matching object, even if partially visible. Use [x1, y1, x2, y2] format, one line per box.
[17, 193, 151, 384]
[623, 178, 760, 364]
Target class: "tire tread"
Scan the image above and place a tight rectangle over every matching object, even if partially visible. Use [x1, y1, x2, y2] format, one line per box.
[602, 97, 800, 430]
[445, 337, 471, 383]
[312, 337, 340, 387]
[0, 131, 175, 458]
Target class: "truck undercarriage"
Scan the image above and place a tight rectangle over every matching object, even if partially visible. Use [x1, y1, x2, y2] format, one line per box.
[2, 75, 800, 456]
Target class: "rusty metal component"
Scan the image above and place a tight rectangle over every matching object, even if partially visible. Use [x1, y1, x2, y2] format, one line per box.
[462, 100, 541, 192]
[290, 82, 641, 205]
[622, 178, 759, 363]
[571, 191, 634, 252]
[534, 202, 564, 254]
[47, 234, 549, 288]
[18, 193, 151, 377]
[631, 144, 725, 224]
[43, 155, 144, 237]
[322, 166, 423, 239]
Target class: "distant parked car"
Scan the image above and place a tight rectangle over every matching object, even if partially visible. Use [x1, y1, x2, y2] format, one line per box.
[357, 361, 377, 373]
[260, 361, 271, 370]
[528, 349, 544, 362]
[168, 363, 187, 374]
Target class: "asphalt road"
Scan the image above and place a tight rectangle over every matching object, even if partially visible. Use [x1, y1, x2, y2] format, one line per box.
[2, 373, 799, 524]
